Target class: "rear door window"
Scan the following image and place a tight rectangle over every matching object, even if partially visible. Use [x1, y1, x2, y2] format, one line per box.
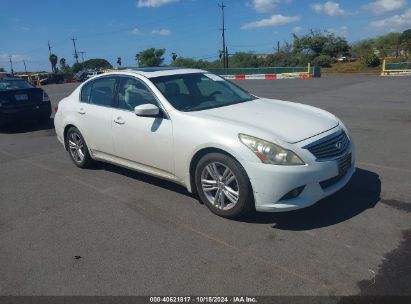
[89, 77, 117, 107]
[80, 81, 93, 103]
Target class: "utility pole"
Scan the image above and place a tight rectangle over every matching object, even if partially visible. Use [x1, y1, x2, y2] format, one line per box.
[48, 41, 52, 56]
[9, 55, 14, 75]
[23, 60, 27, 74]
[219, 1, 228, 69]
[226, 46, 229, 69]
[71, 38, 79, 64]
[277, 41, 280, 54]
[79, 51, 86, 63]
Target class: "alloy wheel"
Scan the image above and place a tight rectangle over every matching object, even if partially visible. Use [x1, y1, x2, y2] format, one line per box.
[68, 132, 85, 163]
[201, 162, 240, 211]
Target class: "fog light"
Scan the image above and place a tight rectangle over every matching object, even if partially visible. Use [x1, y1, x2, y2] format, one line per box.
[280, 186, 305, 201]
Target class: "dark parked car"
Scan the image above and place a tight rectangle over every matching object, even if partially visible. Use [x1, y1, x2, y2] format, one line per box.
[0, 77, 52, 126]
[40, 74, 65, 85]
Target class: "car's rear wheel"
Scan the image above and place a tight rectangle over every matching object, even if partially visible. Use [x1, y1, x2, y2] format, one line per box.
[195, 153, 254, 219]
[66, 127, 93, 168]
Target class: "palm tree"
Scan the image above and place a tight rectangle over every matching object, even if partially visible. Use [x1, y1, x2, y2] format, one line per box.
[49, 54, 58, 73]
[59, 58, 66, 69]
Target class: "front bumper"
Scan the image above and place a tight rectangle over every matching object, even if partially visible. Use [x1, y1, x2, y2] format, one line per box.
[243, 142, 355, 212]
[0, 103, 51, 125]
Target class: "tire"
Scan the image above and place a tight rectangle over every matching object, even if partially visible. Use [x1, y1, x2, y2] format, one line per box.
[195, 152, 254, 219]
[65, 127, 93, 168]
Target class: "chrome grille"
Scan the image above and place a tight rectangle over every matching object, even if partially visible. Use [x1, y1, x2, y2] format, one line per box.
[304, 131, 350, 160]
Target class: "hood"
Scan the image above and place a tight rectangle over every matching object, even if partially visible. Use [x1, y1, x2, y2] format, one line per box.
[193, 98, 339, 144]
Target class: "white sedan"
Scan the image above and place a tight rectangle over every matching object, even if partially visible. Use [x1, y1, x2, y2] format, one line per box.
[54, 68, 355, 218]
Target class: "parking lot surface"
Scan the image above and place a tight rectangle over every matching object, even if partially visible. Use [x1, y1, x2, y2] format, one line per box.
[1, 76, 410, 296]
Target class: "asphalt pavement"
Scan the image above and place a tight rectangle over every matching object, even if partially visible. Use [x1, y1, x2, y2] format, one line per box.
[0, 76, 410, 296]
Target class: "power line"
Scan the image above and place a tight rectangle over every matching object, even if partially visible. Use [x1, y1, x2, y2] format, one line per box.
[219, 1, 228, 69]
[71, 38, 79, 64]
[9, 55, 14, 75]
[78, 51, 86, 62]
[23, 60, 27, 74]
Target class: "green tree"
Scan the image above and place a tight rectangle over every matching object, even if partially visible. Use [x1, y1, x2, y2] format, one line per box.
[312, 54, 333, 67]
[351, 32, 404, 59]
[374, 32, 401, 50]
[293, 30, 349, 59]
[136, 48, 165, 67]
[59, 58, 71, 75]
[399, 29, 411, 51]
[59, 57, 66, 68]
[351, 39, 375, 58]
[135, 54, 141, 67]
[49, 54, 58, 73]
[0, 68, 5, 72]
[171, 52, 178, 62]
[362, 53, 380, 67]
[322, 35, 350, 58]
[72, 62, 84, 74]
[171, 57, 220, 69]
[83, 58, 112, 70]
[229, 52, 262, 68]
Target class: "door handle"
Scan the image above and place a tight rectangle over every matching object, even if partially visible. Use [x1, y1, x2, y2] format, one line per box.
[78, 108, 86, 115]
[114, 117, 125, 125]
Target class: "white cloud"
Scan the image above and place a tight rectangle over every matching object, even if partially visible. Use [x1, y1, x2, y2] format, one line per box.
[363, 0, 407, 15]
[152, 29, 172, 35]
[136, 0, 179, 8]
[328, 25, 349, 37]
[0, 54, 28, 71]
[312, 1, 349, 16]
[247, 0, 294, 13]
[292, 26, 303, 33]
[242, 14, 300, 29]
[370, 8, 411, 30]
[0, 54, 27, 63]
[248, 0, 280, 13]
[130, 28, 142, 35]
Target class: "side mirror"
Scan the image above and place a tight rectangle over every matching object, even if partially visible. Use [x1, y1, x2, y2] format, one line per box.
[134, 104, 160, 117]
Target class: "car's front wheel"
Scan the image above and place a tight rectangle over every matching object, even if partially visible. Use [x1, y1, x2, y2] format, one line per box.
[195, 153, 254, 219]
[66, 127, 93, 168]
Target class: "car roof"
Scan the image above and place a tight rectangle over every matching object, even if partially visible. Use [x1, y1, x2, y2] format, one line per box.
[105, 67, 207, 78]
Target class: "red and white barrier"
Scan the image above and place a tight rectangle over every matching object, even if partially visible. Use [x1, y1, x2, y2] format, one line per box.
[222, 73, 312, 80]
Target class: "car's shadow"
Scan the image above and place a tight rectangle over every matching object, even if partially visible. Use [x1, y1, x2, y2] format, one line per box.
[0, 119, 55, 134]
[241, 168, 381, 230]
[94, 164, 380, 230]
[92, 162, 195, 197]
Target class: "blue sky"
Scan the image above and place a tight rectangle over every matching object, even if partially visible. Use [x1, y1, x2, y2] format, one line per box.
[1, 0, 411, 72]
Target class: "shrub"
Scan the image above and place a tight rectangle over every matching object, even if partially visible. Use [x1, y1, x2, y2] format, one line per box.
[362, 53, 381, 67]
[312, 55, 333, 67]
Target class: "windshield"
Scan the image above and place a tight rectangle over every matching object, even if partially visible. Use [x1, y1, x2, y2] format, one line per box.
[151, 73, 256, 112]
[0, 79, 35, 91]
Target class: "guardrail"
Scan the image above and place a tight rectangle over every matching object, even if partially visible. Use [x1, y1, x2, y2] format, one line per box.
[207, 63, 318, 80]
[381, 59, 411, 76]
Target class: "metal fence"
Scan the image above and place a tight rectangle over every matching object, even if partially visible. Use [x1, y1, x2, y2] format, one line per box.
[385, 62, 411, 70]
[382, 60, 411, 76]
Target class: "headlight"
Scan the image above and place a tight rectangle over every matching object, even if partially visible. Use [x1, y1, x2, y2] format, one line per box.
[239, 134, 305, 166]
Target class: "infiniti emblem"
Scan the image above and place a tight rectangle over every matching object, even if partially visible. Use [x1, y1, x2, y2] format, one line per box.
[335, 141, 343, 150]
